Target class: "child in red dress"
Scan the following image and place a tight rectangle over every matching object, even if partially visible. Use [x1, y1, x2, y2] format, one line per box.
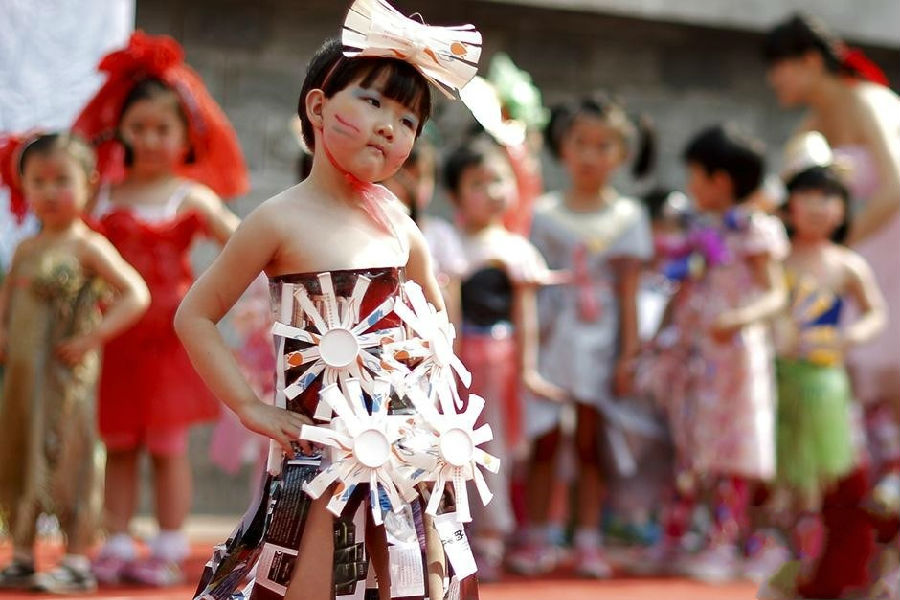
[73, 31, 248, 586]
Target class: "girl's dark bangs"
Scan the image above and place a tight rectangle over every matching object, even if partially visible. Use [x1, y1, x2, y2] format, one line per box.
[357, 61, 431, 119]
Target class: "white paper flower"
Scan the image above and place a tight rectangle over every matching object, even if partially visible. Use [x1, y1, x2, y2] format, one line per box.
[272, 272, 406, 420]
[300, 378, 417, 524]
[385, 281, 471, 414]
[397, 389, 500, 523]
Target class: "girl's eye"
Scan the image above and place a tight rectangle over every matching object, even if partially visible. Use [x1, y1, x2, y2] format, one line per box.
[364, 96, 381, 108]
[401, 116, 417, 130]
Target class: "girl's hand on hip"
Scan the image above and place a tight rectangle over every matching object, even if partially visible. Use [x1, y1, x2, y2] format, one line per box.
[238, 402, 314, 456]
[55, 333, 101, 366]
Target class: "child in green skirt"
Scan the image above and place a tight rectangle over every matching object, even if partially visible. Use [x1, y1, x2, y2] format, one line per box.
[763, 133, 887, 598]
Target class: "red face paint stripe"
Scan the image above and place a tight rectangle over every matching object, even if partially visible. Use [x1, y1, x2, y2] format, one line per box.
[334, 113, 361, 133]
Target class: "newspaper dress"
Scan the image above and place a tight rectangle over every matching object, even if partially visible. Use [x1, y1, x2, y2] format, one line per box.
[194, 267, 497, 600]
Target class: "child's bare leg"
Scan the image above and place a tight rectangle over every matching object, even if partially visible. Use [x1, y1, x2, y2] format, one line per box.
[574, 403, 602, 531]
[526, 427, 561, 528]
[151, 452, 191, 531]
[285, 493, 334, 600]
[365, 513, 391, 600]
[104, 448, 139, 534]
[572, 404, 611, 576]
[422, 512, 445, 600]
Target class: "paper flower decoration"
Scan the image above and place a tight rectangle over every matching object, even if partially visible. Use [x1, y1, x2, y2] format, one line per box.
[384, 281, 471, 414]
[401, 390, 500, 523]
[272, 272, 405, 420]
[300, 378, 416, 525]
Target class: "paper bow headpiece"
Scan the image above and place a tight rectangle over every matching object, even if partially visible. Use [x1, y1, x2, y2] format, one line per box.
[342, 0, 482, 99]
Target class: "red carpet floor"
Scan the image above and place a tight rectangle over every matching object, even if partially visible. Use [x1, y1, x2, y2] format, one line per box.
[0, 539, 758, 599]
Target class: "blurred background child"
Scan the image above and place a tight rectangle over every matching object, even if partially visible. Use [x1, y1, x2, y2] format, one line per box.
[662, 124, 788, 582]
[444, 137, 564, 579]
[0, 132, 149, 593]
[510, 95, 655, 578]
[72, 32, 246, 587]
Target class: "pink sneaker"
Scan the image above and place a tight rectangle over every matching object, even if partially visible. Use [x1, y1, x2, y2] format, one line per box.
[681, 543, 740, 583]
[574, 547, 613, 579]
[91, 554, 130, 586]
[506, 545, 557, 576]
[123, 556, 184, 587]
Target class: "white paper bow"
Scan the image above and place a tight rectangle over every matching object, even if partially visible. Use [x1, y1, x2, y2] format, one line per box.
[342, 0, 482, 98]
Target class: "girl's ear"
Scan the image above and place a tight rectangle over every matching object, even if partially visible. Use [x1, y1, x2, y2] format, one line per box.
[305, 89, 326, 132]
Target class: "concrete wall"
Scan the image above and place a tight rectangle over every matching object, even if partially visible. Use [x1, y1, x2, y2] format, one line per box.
[484, 0, 900, 46]
[133, 0, 899, 514]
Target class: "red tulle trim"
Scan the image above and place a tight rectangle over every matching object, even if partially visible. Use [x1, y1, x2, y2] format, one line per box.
[0, 131, 44, 224]
[322, 140, 394, 233]
[72, 31, 249, 200]
[842, 46, 890, 87]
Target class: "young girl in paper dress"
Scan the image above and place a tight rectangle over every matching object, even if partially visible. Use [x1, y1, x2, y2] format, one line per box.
[509, 96, 655, 578]
[0, 133, 149, 594]
[177, 2, 493, 599]
[72, 31, 247, 586]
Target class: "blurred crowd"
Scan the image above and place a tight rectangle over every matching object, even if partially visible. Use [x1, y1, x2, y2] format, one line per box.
[0, 8, 898, 600]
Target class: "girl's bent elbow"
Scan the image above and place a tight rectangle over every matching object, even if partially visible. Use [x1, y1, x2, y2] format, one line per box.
[173, 302, 193, 341]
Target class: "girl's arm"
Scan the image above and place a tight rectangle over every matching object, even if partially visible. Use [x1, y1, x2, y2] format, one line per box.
[513, 283, 567, 402]
[404, 222, 445, 312]
[713, 254, 787, 338]
[174, 206, 309, 454]
[845, 91, 900, 245]
[0, 243, 25, 363]
[613, 257, 642, 396]
[183, 185, 241, 245]
[56, 235, 151, 365]
[842, 249, 887, 346]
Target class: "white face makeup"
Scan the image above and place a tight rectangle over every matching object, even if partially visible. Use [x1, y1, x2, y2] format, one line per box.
[320, 77, 420, 183]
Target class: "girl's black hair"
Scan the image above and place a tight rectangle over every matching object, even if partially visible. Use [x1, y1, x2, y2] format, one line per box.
[442, 136, 504, 195]
[784, 165, 851, 243]
[683, 124, 765, 202]
[642, 188, 673, 222]
[118, 77, 195, 165]
[18, 132, 96, 178]
[297, 38, 432, 151]
[763, 13, 848, 76]
[543, 94, 656, 178]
